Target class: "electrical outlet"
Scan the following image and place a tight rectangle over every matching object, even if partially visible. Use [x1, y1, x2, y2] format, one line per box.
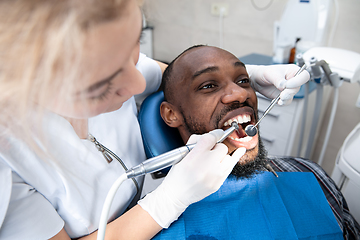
[211, 3, 229, 16]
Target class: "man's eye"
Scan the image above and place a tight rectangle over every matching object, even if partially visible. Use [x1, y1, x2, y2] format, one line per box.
[236, 78, 250, 85]
[201, 83, 216, 89]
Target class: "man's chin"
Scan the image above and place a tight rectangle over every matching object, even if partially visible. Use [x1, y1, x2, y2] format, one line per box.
[228, 140, 258, 163]
[238, 145, 259, 165]
[230, 137, 268, 179]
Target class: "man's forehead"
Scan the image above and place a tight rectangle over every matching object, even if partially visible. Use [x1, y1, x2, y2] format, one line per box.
[173, 46, 240, 77]
[177, 46, 235, 64]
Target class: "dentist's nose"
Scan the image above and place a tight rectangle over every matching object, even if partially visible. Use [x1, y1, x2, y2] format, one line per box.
[126, 65, 146, 96]
[221, 83, 249, 104]
[115, 62, 146, 97]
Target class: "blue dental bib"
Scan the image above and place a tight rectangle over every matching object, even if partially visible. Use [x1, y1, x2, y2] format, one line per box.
[152, 172, 342, 240]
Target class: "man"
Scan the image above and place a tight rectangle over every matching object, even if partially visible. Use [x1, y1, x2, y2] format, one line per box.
[154, 45, 359, 239]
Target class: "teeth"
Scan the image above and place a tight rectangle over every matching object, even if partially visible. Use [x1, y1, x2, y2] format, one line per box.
[224, 114, 251, 127]
[229, 136, 252, 142]
[225, 119, 234, 126]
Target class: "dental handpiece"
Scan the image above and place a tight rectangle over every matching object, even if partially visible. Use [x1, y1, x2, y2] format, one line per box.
[126, 122, 239, 179]
[245, 64, 307, 137]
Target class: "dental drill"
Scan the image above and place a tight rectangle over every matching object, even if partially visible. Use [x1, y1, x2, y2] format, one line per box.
[97, 122, 239, 240]
[127, 121, 239, 178]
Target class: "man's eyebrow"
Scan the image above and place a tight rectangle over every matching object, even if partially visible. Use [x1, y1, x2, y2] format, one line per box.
[234, 61, 246, 68]
[80, 67, 123, 94]
[192, 61, 245, 79]
[192, 66, 219, 79]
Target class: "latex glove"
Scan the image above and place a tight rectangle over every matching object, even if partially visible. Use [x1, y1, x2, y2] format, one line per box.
[138, 129, 246, 228]
[246, 64, 310, 105]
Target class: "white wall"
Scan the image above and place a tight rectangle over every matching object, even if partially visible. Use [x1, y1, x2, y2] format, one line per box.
[143, 0, 360, 63]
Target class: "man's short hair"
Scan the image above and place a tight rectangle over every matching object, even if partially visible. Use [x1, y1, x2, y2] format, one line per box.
[162, 44, 206, 103]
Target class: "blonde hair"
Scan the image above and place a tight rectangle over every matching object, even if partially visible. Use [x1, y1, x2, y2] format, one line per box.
[0, 0, 137, 155]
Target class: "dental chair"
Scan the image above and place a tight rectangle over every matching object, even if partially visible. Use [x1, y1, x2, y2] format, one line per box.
[331, 122, 360, 223]
[138, 91, 183, 179]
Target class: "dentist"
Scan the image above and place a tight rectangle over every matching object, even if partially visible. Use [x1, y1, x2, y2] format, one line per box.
[0, 0, 309, 239]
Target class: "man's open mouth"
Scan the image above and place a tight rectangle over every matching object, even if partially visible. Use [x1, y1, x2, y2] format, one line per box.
[223, 114, 255, 142]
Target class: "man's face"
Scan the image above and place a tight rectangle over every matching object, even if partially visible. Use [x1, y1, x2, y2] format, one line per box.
[162, 46, 259, 166]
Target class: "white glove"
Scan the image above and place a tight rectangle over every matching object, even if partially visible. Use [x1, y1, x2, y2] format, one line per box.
[246, 64, 310, 105]
[138, 129, 246, 228]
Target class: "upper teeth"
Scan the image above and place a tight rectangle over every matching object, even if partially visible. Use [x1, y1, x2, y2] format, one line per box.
[223, 115, 251, 127]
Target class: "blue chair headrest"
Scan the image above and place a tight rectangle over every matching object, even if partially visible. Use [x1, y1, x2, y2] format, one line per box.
[138, 91, 184, 159]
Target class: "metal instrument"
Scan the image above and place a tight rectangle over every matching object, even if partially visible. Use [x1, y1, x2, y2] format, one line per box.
[245, 64, 307, 137]
[126, 122, 239, 178]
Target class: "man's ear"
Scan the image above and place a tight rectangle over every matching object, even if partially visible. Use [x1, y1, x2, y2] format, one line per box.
[160, 101, 182, 128]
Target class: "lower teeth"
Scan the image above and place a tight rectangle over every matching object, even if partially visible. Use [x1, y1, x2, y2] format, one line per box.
[229, 136, 252, 143]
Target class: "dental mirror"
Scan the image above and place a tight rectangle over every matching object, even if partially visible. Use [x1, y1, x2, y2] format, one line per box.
[245, 64, 307, 137]
[245, 124, 258, 137]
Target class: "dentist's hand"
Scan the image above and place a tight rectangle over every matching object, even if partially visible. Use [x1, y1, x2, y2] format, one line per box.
[138, 129, 246, 228]
[246, 64, 310, 105]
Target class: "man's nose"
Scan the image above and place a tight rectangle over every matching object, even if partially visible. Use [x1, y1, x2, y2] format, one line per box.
[221, 83, 249, 104]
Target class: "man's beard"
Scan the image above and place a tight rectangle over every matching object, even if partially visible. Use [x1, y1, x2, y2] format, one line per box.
[230, 136, 268, 179]
[181, 107, 269, 179]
